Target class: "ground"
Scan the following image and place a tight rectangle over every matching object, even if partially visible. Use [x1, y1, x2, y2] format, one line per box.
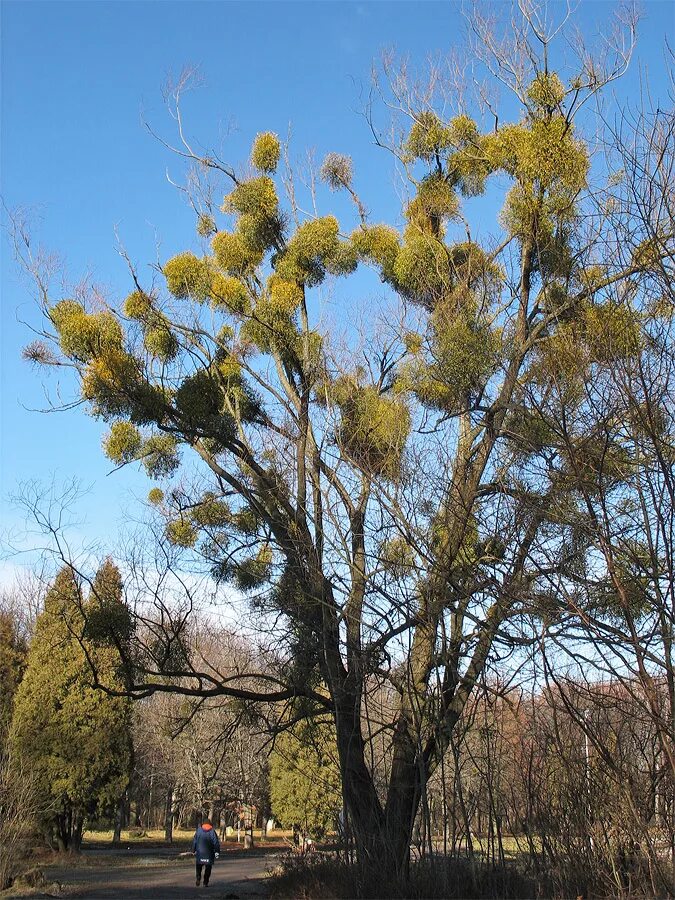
[6, 835, 279, 900]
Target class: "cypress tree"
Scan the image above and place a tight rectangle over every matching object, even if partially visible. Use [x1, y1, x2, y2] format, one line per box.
[0, 609, 27, 751]
[270, 717, 341, 837]
[9, 565, 133, 851]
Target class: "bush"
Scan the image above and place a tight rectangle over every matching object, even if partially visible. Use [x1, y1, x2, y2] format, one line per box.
[0, 750, 40, 890]
[268, 853, 536, 899]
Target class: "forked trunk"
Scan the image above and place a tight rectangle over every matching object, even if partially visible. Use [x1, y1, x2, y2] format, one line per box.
[341, 773, 419, 877]
[334, 701, 385, 862]
[335, 701, 421, 876]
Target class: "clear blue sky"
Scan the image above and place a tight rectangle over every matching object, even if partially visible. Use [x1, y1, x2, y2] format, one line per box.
[1, 0, 672, 572]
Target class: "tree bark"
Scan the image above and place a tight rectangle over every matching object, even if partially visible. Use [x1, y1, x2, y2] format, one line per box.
[70, 814, 83, 853]
[112, 793, 125, 843]
[164, 787, 175, 843]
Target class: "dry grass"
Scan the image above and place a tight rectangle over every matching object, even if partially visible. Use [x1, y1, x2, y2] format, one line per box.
[83, 826, 290, 846]
[82, 827, 196, 844]
[268, 853, 537, 900]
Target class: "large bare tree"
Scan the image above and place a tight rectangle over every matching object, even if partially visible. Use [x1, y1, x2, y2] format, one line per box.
[14, 2, 673, 873]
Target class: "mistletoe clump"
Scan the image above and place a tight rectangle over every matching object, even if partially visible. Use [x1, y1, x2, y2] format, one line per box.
[196, 213, 216, 237]
[274, 216, 342, 286]
[489, 114, 588, 246]
[488, 118, 587, 191]
[210, 274, 250, 314]
[379, 536, 416, 576]
[103, 421, 142, 465]
[445, 116, 492, 196]
[103, 422, 181, 479]
[241, 296, 299, 354]
[143, 323, 179, 362]
[583, 301, 642, 363]
[320, 152, 353, 190]
[233, 545, 274, 592]
[404, 111, 454, 162]
[191, 495, 232, 528]
[123, 291, 179, 362]
[50, 300, 124, 363]
[405, 173, 459, 236]
[351, 224, 401, 283]
[403, 304, 500, 414]
[223, 175, 284, 254]
[147, 487, 164, 505]
[394, 232, 452, 308]
[212, 230, 262, 275]
[163, 252, 213, 301]
[251, 132, 281, 173]
[240, 274, 310, 355]
[224, 176, 279, 220]
[175, 369, 234, 440]
[527, 72, 566, 111]
[123, 290, 154, 320]
[81, 349, 167, 425]
[332, 379, 410, 478]
[141, 434, 181, 478]
[166, 518, 198, 548]
[404, 112, 493, 197]
[269, 275, 304, 310]
[447, 242, 503, 302]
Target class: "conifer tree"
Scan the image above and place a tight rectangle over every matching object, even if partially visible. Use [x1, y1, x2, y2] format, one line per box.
[9, 566, 133, 851]
[0, 609, 27, 751]
[270, 718, 341, 838]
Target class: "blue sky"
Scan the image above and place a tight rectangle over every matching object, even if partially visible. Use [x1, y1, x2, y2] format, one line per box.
[1, 0, 672, 577]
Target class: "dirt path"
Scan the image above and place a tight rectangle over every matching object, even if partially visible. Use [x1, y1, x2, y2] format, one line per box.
[22, 852, 271, 900]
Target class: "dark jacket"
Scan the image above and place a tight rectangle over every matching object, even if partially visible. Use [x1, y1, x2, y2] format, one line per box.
[192, 823, 220, 864]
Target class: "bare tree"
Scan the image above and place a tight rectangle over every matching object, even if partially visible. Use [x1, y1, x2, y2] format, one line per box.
[14, 1, 675, 879]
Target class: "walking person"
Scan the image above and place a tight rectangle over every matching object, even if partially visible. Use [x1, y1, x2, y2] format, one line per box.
[192, 817, 220, 887]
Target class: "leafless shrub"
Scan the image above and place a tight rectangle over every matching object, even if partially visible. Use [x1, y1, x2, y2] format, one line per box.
[0, 749, 40, 890]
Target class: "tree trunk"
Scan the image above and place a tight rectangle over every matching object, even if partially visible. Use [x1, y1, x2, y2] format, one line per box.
[147, 771, 154, 830]
[112, 793, 125, 844]
[322, 572, 429, 876]
[55, 807, 72, 853]
[383, 756, 420, 877]
[333, 696, 427, 877]
[334, 696, 386, 862]
[54, 819, 67, 854]
[164, 787, 175, 843]
[70, 814, 83, 853]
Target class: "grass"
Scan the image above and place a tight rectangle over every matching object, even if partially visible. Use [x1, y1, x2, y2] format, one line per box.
[432, 832, 542, 859]
[83, 828, 195, 844]
[82, 826, 290, 846]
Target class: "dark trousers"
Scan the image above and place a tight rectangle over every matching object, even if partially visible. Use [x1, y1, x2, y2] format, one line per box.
[196, 861, 212, 884]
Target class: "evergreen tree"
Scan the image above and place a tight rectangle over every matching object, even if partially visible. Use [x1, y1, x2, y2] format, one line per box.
[0, 609, 27, 751]
[9, 565, 133, 851]
[270, 718, 341, 837]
